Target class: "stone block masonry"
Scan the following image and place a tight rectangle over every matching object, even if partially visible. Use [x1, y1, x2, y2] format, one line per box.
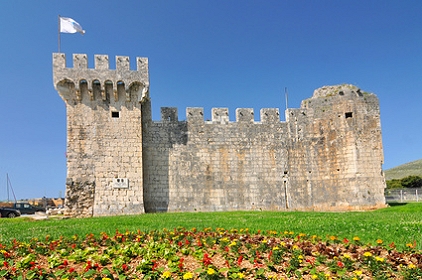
[53, 53, 386, 217]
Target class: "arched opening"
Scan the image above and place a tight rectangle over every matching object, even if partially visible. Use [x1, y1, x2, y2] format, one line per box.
[92, 80, 101, 100]
[117, 81, 126, 101]
[79, 80, 88, 100]
[104, 80, 113, 101]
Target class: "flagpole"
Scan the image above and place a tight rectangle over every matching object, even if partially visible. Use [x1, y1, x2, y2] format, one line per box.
[58, 15, 61, 53]
[285, 87, 289, 110]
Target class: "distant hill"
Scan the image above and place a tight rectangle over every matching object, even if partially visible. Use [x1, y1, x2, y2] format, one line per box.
[384, 159, 422, 180]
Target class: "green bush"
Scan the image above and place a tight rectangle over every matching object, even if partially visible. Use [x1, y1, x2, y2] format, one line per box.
[386, 175, 422, 189]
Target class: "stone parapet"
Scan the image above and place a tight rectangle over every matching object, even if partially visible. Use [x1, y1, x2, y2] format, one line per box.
[53, 53, 149, 103]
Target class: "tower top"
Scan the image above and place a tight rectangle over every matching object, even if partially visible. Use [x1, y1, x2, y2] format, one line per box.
[52, 53, 149, 92]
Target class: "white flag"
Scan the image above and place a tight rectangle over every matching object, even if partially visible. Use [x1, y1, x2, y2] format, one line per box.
[60, 17, 85, 34]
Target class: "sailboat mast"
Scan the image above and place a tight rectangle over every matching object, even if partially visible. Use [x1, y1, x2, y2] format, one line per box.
[6, 173, 17, 203]
[7, 173, 9, 201]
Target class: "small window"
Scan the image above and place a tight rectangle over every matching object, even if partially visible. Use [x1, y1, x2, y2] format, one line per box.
[345, 112, 353, 118]
[111, 111, 120, 118]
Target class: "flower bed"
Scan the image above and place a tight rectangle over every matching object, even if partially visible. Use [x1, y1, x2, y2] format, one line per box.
[0, 227, 421, 279]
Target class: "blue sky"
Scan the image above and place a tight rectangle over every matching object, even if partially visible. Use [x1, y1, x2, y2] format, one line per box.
[0, 1, 421, 200]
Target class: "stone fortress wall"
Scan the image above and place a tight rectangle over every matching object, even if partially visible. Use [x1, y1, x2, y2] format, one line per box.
[53, 53, 386, 217]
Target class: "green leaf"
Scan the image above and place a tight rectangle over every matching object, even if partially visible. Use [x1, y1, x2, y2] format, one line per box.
[54, 269, 65, 276]
[83, 269, 97, 277]
[219, 267, 229, 273]
[101, 268, 113, 277]
[256, 268, 265, 275]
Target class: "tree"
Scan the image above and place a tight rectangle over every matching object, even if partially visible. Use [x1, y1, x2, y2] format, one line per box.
[400, 175, 422, 188]
[386, 176, 422, 189]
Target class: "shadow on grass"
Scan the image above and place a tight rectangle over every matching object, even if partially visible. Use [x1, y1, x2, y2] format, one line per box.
[387, 202, 408, 207]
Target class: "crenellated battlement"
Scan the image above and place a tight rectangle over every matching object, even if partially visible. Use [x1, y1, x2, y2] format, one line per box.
[53, 53, 149, 103]
[161, 107, 282, 123]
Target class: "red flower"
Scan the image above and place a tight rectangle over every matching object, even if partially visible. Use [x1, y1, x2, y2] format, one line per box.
[202, 253, 212, 266]
[268, 250, 273, 260]
[68, 267, 75, 273]
[63, 259, 68, 266]
[343, 238, 349, 244]
[254, 259, 264, 268]
[306, 257, 316, 266]
[122, 264, 128, 271]
[237, 255, 243, 266]
[337, 261, 344, 268]
[178, 258, 184, 271]
[152, 260, 158, 271]
[3, 261, 8, 268]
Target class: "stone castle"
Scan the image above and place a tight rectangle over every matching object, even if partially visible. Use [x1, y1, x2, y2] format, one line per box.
[53, 53, 386, 217]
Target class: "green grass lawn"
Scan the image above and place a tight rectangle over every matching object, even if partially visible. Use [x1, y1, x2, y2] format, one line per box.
[1, 203, 421, 250]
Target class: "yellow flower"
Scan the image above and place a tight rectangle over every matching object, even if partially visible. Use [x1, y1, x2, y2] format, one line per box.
[354, 270, 363, 276]
[102, 278, 112, 280]
[353, 236, 360, 241]
[280, 241, 286, 247]
[262, 239, 268, 244]
[329, 235, 337, 241]
[229, 241, 237, 247]
[406, 243, 414, 248]
[311, 275, 318, 279]
[237, 272, 245, 279]
[207, 267, 216, 275]
[376, 239, 383, 244]
[363, 251, 372, 257]
[408, 263, 416, 269]
[272, 246, 279, 251]
[292, 245, 299, 250]
[162, 271, 172, 278]
[343, 253, 351, 259]
[183, 272, 193, 279]
[375, 256, 384, 262]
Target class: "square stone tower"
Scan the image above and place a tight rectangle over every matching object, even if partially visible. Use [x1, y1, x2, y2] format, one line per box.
[53, 53, 149, 217]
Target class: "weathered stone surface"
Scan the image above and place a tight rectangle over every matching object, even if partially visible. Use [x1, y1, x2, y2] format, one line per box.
[53, 53, 386, 217]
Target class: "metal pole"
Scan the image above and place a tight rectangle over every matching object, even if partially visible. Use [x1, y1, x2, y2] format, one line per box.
[58, 15, 61, 53]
